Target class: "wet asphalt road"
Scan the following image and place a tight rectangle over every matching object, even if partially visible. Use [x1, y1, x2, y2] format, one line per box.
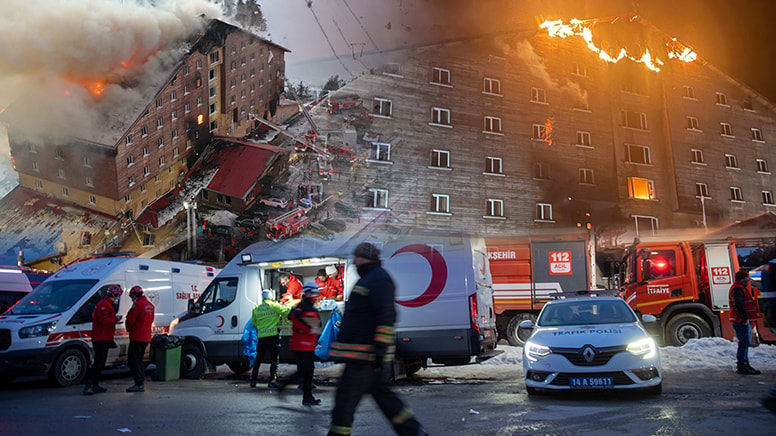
[1, 363, 775, 435]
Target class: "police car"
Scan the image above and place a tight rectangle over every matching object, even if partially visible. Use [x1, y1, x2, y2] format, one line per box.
[521, 291, 662, 395]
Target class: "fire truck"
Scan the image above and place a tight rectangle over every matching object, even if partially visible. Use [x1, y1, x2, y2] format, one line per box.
[619, 238, 776, 346]
[327, 93, 362, 114]
[266, 208, 311, 241]
[485, 235, 592, 346]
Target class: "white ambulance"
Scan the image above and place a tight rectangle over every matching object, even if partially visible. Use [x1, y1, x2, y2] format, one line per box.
[169, 231, 500, 378]
[0, 256, 218, 386]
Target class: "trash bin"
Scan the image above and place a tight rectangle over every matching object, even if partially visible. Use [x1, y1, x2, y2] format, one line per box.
[150, 334, 184, 381]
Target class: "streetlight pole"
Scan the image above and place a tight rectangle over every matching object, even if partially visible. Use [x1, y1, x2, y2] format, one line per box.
[183, 201, 191, 259]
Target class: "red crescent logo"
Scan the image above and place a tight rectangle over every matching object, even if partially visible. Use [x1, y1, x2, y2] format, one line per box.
[393, 244, 447, 308]
[216, 315, 224, 328]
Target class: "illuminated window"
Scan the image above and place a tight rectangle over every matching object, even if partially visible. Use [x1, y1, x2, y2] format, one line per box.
[683, 86, 696, 99]
[486, 199, 504, 218]
[695, 183, 709, 198]
[534, 162, 550, 180]
[730, 186, 743, 202]
[628, 177, 655, 200]
[486, 157, 503, 175]
[691, 149, 705, 164]
[373, 98, 392, 118]
[483, 77, 501, 95]
[531, 87, 547, 103]
[483, 116, 502, 134]
[627, 144, 652, 165]
[720, 123, 733, 136]
[687, 117, 700, 130]
[431, 67, 451, 86]
[725, 154, 738, 169]
[576, 131, 592, 147]
[430, 149, 450, 169]
[579, 168, 595, 185]
[752, 128, 764, 142]
[535, 203, 553, 221]
[763, 191, 775, 206]
[430, 194, 450, 214]
[715, 92, 728, 106]
[430, 107, 451, 126]
[757, 159, 769, 173]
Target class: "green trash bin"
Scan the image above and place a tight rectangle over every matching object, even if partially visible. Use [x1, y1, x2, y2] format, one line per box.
[151, 334, 183, 381]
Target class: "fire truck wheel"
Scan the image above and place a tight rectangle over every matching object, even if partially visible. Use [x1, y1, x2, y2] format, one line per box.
[665, 314, 711, 346]
[227, 362, 251, 374]
[50, 348, 87, 387]
[181, 343, 206, 379]
[506, 313, 537, 347]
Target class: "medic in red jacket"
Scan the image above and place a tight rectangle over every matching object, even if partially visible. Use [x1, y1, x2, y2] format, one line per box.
[92, 289, 121, 342]
[126, 288, 155, 342]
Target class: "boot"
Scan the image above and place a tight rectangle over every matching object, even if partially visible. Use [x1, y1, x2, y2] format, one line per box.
[83, 385, 94, 396]
[249, 380, 256, 388]
[302, 397, 321, 406]
[746, 363, 762, 375]
[737, 365, 758, 375]
[126, 384, 145, 392]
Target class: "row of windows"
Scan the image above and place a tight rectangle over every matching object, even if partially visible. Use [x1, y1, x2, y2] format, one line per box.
[690, 148, 770, 172]
[685, 116, 767, 141]
[695, 183, 775, 205]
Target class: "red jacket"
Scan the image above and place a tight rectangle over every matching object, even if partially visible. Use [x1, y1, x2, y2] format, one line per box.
[126, 295, 155, 342]
[280, 275, 303, 303]
[92, 297, 119, 342]
[729, 282, 757, 324]
[289, 299, 320, 351]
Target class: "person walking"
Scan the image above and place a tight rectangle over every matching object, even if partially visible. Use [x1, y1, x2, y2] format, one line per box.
[83, 285, 123, 395]
[126, 286, 155, 392]
[281, 282, 322, 406]
[729, 269, 761, 375]
[250, 289, 290, 388]
[328, 242, 426, 436]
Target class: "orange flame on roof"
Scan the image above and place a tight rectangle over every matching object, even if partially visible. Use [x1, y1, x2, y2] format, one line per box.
[540, 18, 698, 73]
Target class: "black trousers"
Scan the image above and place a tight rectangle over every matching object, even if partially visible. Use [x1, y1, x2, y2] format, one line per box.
[128, 341, 149, 385]
[287, 350, 315, 401]
[85, 341, 110, 387]
[329, 362, 423, 436]
[251, 335, 280, 382]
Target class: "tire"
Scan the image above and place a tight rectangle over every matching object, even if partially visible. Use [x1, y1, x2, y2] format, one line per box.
[181, 343, 206, 379]
[50, 348, 87, 387]
[665, 313, 711, 346]
[404, 360, 423, 376]
[643, 383, 662, 395]
[506, 313, 537, 347]
[227, 362, 251, 374]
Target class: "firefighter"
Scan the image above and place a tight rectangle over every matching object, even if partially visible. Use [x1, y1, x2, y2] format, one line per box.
[279, 272, 303, 304]
[250, 289, 290, 388]
[729, 270, 761, 375]
[328, 242, 426, 436]
[83, 285, 123, 396]
[126, 285, 154, 392]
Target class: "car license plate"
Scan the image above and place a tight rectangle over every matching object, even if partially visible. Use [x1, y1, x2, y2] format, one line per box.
[569, 377, 613, 389]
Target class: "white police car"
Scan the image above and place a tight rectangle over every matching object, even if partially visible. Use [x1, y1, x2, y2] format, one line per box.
[521, 292, 662, 395]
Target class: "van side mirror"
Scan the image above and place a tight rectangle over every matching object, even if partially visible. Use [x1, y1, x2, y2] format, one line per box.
[519, 319, 534, 330]
[641, 314, 657, 323]
[188, 298, 195, 313]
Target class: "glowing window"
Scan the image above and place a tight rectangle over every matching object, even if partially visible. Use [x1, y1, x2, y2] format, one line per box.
[628, 177, 655, 200]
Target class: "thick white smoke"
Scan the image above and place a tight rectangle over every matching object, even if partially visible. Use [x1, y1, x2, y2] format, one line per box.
[0, 0, 224, 141]
[513, 39, 588, 107]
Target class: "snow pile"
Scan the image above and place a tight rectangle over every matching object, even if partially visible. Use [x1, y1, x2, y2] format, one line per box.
[201, 209, 237, 227]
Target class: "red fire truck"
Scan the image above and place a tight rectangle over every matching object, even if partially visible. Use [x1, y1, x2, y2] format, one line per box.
[266, 208, 311, 241]
[327, 94, 362, 114]
[619, 238, 776, 346]
[485, 235, 592, 346]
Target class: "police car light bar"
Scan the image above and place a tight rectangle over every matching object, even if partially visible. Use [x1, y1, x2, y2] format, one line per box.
[549, 289, 621, 300]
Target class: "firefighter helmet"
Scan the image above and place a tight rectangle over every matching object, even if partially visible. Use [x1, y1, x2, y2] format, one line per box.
[105, 285, 123, 298]
[129, 285, 144, 298]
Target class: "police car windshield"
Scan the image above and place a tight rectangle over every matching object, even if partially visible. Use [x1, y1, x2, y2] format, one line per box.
[537, 300, 636, 326]
[7, 279, 99, 315]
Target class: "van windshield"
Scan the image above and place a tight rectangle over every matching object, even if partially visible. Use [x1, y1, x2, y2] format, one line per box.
[7, 279, 99, 315]
[194, 277, 239, 314]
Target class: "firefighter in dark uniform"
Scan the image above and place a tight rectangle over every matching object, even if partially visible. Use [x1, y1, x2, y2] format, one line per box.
[328, 242, 426, 436]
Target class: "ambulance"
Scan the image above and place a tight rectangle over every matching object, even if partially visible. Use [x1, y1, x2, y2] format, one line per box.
[169, 231, 500, 378]
[0, 256, 218, 386]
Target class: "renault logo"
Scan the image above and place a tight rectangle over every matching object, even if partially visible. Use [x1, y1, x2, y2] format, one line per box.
[582, 346, 596, 363]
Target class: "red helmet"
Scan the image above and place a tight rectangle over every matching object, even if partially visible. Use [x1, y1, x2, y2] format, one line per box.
[105, 285, 123, 298]
[129, 286, 144, 298]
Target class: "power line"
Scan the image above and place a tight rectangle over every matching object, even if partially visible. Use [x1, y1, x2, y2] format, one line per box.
[332, 16, 371, 70]
[341, 0, 381, 53]
[304, 0, 355, 78]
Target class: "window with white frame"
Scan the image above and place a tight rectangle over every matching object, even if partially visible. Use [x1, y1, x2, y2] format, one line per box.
[687, 117, 700, 130]
[143, 166, 151, 177]
[763, 191, 775, 205]
[61, 187, 68, 197]
[730, 186, 743, 202]
[486, 199, 504, 218]
[209, 69, 216, 81]
[209, 87, 217, 98]
[683, 86, 696, 99]
[373, 143, 391, 162]
[696, 182, 709, 198]
[85, 176, 93, 187]
[209, 51, 219, 64]
[173, 147, 179, 158]
[125, 193, 131, 203]
[126, 135, 133, 146]
[128, 175, 135, 187]
[716, 92, 728, 106]
[373, 97, 392, 117]
[483, 116, 502, 134]
[430, 149, 450, 168]
[431, 67, 451, 86]
[185, 103, 191, 114]
[725, 153, 738, 169]
[156, 98, 163, 108]
[621, 110, 648, 130]
[485, 157, 503, 175]
[576, 131, 592, 147]
[171, 110, 177, 121]
[35, 180, 43, 190]
[634, 215, 659, 237]
[170, 91, 177, 102]
[534, 162, 550, 180]
[627, 144, 652, 165]
[140, 184, 147, 193]
[143, 147, 149, 157]
[579, 168, 595, 184]
[757, 159, 769, 173]
[691, 148, 705, 164]
[743, 97, 754, 111]
[157, 138, 164, 148]
[367, 188, 388, 209]
[531, 87, 547, 103]
[55, 149, 64, 160]
[127, 155, 135, 167]
[720, 123, 733, 136]
[31, 161, 38, 171]
[172, 129, 179, 139]
[155, 175, 161, 184]
[89, 195, 96, 205]
[82, 156, 91, 167]
[532, 124, 548, 141]
[535, 203, 553, 221]
[752, 128, 764, 142]
[483, 77, 501, 95]
[628, 177, 655, 200]
[159, 156, 165, 167]
[28, 144, 36, 153]
[431, 194, 450, 214]
[430, 107, 451, 126]
[572, 62, 587, 77]
[157, 118, 163, 129]
[210, 103, 217, 115]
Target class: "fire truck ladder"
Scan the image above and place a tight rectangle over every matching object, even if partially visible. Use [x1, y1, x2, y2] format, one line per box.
[250, 115, 333, 161]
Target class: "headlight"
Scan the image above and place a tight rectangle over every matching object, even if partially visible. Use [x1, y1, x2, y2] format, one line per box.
[169, 317, 179, 332]
[525, 340, 551, 362]
[627, 337, 657, 359]
[19, 321, 58, 339]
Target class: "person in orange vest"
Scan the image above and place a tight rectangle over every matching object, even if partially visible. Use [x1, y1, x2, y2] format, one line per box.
[279, 272, 303, 304]
[83, 285, 123, 396]
[126, 286, 155, 392]
[729, 270, 760, 375]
